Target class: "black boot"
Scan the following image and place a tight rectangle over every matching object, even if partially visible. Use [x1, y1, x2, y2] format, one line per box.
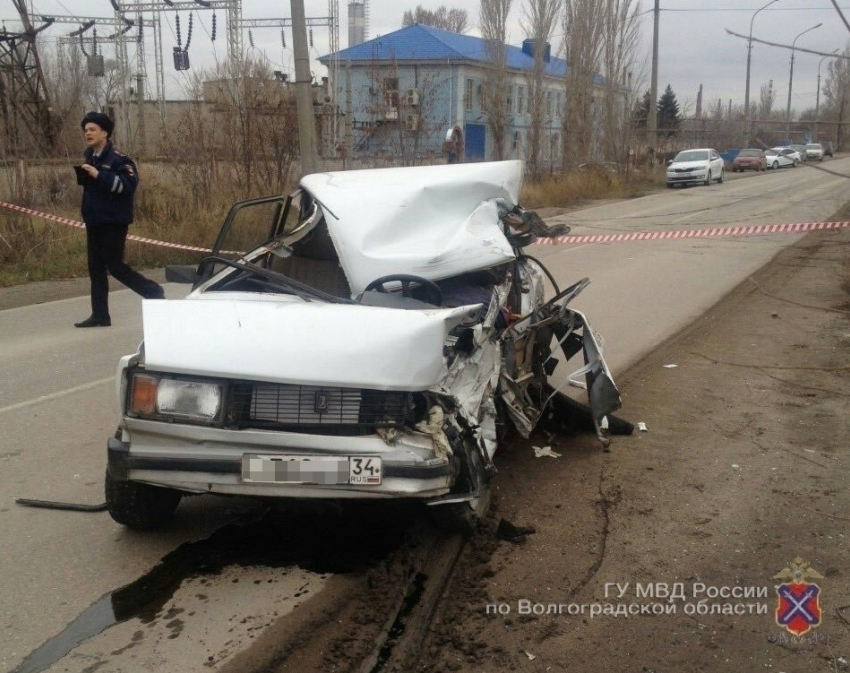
[74, 316, 111, 328]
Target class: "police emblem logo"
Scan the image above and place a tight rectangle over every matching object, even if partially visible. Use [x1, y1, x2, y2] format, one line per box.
[773, 557, 824, 636]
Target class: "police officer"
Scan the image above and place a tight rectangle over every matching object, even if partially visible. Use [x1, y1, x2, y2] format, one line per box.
[74, 111, 164, 328]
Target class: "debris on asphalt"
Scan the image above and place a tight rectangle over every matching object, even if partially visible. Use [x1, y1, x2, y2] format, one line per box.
[533, 445, 561, 458]
[497, 518, 537, 544]
[662, 364, 678, 369]
[524, 650, 536, 661]
[637, 422, 648, 432]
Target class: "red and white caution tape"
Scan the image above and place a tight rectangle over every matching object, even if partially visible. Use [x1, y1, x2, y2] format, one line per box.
[0, 200, 215, 253]
[3, 199, 849, 251]
[535, 220, 850, 245]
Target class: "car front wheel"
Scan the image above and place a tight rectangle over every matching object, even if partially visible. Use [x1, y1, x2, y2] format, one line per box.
[105, 468, 182, 530]
[717, 168, 724, 184]
[704, 169, 711, 186]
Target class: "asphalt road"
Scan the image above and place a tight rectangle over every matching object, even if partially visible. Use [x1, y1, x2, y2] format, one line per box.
[1, 158, 849, 672]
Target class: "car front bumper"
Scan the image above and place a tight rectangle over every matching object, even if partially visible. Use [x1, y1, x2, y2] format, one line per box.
[109, 418, 454, 500]
[666, 172, 707, 184]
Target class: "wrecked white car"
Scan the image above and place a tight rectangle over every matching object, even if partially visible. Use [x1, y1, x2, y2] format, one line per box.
[105, 160, 624, 530]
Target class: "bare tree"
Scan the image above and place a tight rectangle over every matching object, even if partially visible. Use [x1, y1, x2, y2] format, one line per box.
[402, 5, 469, 32]
[176, 57, 299, 199]
[598, 0, 642, 169]
[823, 48, 850, 149]
[480, 0, 513, 160]
[521, 0, 561, 176]
[757, 79, 776, 119]
[40, 43, 90, 155]
[561, 0, 603, 167]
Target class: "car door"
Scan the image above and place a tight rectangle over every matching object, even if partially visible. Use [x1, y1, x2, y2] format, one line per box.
[710, 150, 723, 176]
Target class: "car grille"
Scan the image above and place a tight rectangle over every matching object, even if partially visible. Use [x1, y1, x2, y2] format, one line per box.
[228, 383, 413, 431]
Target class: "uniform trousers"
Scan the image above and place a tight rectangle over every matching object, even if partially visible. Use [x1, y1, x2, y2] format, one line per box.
[85, 223, 162, 320]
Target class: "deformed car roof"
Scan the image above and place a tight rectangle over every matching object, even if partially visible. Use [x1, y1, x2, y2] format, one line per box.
[300, 160, 522, 294]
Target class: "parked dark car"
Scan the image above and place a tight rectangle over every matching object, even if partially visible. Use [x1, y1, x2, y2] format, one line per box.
[822, 140, 834, 157]
[732, 149, 767, 172]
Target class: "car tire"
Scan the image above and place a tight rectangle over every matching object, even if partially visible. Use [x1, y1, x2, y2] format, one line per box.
[666, 182, 674, 188]
[793, 159, 799, 167]
[717, 168, 724, 184]
[704, 170, 711, 186]
[772, 160, 779, 169]
[430, 440, 491, 534]
[105, 467, 182, 530]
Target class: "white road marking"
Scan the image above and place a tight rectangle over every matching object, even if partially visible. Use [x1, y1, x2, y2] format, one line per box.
[0, 377, 113, 415]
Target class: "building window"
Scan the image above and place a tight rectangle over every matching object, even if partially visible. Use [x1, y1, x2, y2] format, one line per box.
[517, 86, 524, 115]
[546, 91, 553, 119]
[465, 78, 474, 111]
[383, 77, 399, 109]
[506, 85, 513, 114]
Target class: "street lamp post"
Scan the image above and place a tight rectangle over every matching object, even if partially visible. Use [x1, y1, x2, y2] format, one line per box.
[744, 0, 779, 144]
[815, 49, 839, 141]
[785, 22, 822, 138]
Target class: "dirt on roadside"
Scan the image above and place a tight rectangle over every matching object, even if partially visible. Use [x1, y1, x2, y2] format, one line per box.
[410, 228, 850, 673]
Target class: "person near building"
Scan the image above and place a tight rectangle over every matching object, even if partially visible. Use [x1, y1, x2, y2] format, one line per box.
[74, 111, 164, 328]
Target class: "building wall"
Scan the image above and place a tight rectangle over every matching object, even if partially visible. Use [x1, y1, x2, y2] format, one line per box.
[336, 61, 580, 165]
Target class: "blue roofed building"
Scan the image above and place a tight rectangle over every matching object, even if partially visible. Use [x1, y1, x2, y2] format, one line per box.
[318, 23, 609, 164]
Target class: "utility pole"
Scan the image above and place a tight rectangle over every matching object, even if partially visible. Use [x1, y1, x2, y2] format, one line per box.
[291, 0, 318, 176]
[647, 0, 659, 161]
[744, 0, 778, 146]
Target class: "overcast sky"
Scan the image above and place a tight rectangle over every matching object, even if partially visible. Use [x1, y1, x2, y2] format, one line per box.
[6, 0, 850, 117]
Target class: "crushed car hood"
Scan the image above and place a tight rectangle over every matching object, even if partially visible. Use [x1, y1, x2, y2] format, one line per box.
[141, 298, 478, 391]
[300, 161, 521, 294]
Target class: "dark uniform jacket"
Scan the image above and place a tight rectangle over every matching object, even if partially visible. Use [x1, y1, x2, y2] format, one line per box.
[80, 142, 139, 226]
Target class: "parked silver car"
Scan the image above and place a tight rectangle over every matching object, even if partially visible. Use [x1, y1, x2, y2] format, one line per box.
[805, 143, 824, 161]
[666, 148, 724, 188]
[105, 161, 623, 530]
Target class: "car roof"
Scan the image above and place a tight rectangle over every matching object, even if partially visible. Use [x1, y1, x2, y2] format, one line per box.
[299, 161, 521, 294]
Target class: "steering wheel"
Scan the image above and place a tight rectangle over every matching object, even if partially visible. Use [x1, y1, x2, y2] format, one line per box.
[364, 274, 443, 306]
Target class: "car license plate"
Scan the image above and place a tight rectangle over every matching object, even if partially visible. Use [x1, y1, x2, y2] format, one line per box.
[242, 455, 382, 485]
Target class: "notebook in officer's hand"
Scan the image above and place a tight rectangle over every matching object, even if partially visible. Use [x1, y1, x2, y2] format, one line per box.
[74, 165, 94, 186]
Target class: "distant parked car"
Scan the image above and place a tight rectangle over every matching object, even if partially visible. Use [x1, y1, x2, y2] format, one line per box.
[790, 144, 809, 162]
[821, 140, 834, 157]
[764, 149, 797, 169]
[665, 148, 725, 188]
[805, 143, 824, 161]
[770, 147, 801, 167]
[732, 149, 767, 172]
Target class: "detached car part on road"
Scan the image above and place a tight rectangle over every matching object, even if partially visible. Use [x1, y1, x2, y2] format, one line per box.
[105, 161, 623, 530]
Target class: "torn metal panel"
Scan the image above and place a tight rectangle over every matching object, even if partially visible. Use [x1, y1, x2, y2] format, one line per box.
[301, 161, 522, 294]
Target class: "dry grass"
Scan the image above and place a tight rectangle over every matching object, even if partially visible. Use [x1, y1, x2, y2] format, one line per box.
[520, 165, 662, 208]
[1, 160, 663, 288]
[0, 160, 292, 287]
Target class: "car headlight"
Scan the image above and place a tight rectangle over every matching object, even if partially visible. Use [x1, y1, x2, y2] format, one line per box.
[130, 373, 222, 422]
